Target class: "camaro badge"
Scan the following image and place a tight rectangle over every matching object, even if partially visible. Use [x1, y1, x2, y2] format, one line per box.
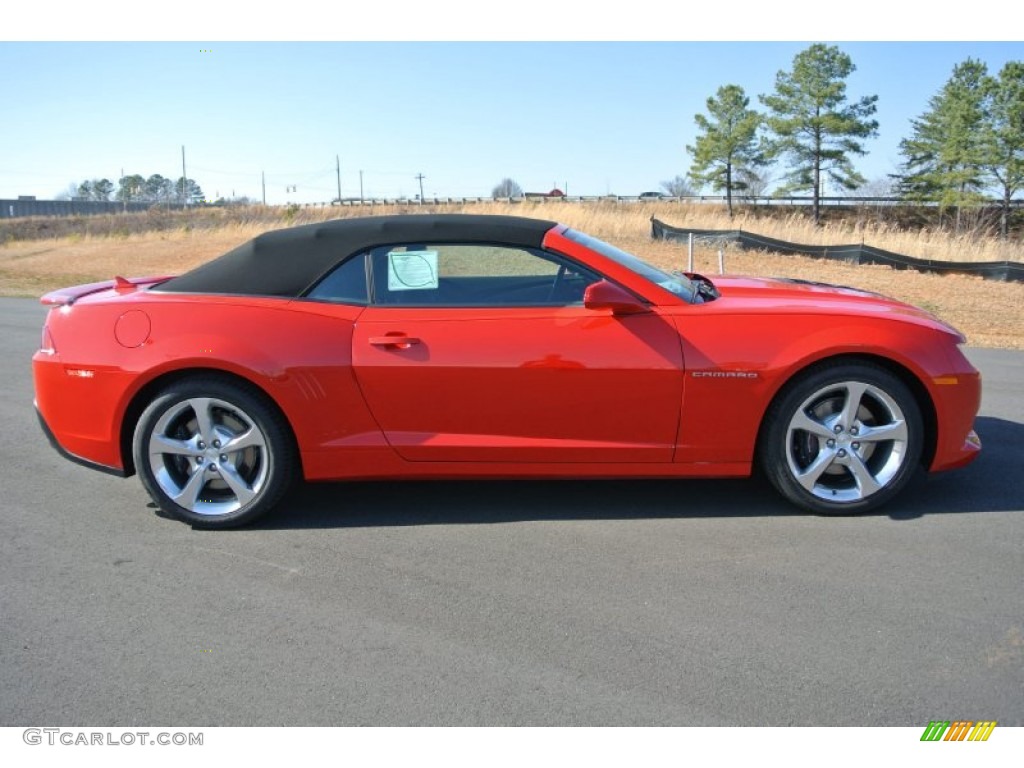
[692, 371, 759, 379]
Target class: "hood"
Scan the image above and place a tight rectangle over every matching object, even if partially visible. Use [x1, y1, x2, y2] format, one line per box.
[703, 275, 964, 338]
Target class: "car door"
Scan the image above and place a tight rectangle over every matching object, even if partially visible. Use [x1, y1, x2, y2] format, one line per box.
[349, 242, 684, 463]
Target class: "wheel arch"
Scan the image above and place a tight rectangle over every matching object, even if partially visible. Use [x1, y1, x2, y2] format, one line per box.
[118, 366, 301, 478]
[755, 353, 938, 472]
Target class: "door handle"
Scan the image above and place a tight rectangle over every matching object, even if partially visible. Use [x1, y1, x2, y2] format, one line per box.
[369, 334, 421, 348]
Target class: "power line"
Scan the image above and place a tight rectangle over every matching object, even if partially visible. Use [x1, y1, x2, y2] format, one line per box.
[190, 165, 335, 180]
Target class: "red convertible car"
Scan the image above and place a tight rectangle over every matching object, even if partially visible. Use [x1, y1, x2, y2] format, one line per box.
[32, 214, 981, 528]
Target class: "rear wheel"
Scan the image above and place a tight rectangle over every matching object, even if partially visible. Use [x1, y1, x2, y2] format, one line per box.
[761, 362, 923, 515]
[133, 377, 296, 528]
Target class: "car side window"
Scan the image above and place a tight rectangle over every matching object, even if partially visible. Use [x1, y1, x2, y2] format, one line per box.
[304, 253, 368, 304]
[368, 243, 599, 307]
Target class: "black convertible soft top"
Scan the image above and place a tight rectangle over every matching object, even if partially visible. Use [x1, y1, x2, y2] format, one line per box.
[157, 214, 559, 297]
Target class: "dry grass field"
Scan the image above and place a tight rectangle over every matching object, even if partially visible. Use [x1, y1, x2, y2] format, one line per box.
[2, 202, 1023, 349]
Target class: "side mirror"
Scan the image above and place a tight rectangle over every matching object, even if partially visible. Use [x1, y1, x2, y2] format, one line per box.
[583, 280, 649, 315]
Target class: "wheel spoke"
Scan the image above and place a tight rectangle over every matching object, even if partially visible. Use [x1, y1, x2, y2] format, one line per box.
[222, 426, 265, 453]
[218, 461, 257, 506]
[790, 410, 835, 440]
[847, 452, 883, 495]
[838, 381, 868, 430]
[188, 398, 217, 442]
[856, 420, 907, 443]
[150, 434, 194, 456]
[172, 467, 208, 509]
[795, 448, 837, 492]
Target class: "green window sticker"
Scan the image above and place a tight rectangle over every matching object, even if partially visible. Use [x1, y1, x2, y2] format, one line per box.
[388, 250, 439, 291]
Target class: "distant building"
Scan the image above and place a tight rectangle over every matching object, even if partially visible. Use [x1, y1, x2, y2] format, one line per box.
[524, 188, 566, 199]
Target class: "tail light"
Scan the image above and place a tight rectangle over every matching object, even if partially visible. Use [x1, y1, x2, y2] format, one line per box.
[40, 324, 56, 355]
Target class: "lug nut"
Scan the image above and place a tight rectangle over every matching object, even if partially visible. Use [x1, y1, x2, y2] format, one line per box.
[838, 449, 847, 458]
[834, 425, 843, 434]
[196, 456, 204, 464]
[852, 442, 860, 450]
[220, 454, 228, 462]
[197, 441, 205, 449]
[213, 440, 221, 448]
[826, 439, 836, 448]
[210, 463, 218, 472]
[850, 427, 859, 436]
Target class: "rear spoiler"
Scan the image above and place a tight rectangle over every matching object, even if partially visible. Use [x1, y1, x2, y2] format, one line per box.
[40, 276, 173, 306]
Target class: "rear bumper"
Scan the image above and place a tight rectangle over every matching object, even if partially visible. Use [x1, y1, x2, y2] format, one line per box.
[33, 346, 131, 474]
[35, 403, 128, 478]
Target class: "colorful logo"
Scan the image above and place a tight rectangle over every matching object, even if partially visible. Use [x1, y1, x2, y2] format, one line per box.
[920, 721, 997, 741]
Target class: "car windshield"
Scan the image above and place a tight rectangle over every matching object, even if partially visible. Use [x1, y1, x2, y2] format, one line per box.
[561, 228, 696, 301]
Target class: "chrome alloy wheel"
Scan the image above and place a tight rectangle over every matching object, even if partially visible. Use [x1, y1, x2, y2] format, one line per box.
[147, 397, 271, 517]
[785, 380, 909, 503]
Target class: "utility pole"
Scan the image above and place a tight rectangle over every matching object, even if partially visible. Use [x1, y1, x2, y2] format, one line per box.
[415, 173, 425, 204]
[261, 171, 266, 206]
[359, 170, 364, 205]
[336, 155, 342, 203]
[121, 167, 126, 213]
[181, 146, 188, 210]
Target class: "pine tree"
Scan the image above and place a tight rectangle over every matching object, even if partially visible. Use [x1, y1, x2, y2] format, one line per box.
[760, 44, 878, 225]
[984, 61, 1024, 238]
[897, 59, 990, 232]
[687, 85, 763, 218]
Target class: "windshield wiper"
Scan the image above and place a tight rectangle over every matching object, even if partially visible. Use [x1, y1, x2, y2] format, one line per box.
[673, 270, 719, 303]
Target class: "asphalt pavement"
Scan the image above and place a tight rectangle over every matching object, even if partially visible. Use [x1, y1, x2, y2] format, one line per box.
[1, 297, 1021, 725]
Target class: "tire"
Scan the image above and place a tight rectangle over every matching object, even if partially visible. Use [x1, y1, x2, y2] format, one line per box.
[132, 376, 296, 529]
[760, 362, 923, 515]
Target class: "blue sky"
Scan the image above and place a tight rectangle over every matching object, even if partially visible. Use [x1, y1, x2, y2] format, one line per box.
[2, 36, 1022, 203]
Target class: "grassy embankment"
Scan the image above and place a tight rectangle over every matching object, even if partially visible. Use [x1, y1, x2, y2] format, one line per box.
[1, 201, 1022, 349]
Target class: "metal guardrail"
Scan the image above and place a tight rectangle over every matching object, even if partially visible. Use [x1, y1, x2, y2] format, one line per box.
[0, 199, 189, 219]
[330, 194, 1023, 208]
[3, 195, 1021, 219]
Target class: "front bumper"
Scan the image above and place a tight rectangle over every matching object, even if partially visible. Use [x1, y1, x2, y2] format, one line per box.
[929, 366, 983, 473]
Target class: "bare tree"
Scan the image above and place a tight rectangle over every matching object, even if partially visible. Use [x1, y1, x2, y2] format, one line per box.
[660, 175, 694, 197]
[54, 182, 80, 201]
[735, 169, 772, 198]
[847, 176, 896, 198]
[491, 178, 523, 198]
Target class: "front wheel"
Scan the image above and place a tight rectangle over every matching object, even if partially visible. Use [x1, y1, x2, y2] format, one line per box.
[133, 377, 296, 528]
[760, 362, 923, 515]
